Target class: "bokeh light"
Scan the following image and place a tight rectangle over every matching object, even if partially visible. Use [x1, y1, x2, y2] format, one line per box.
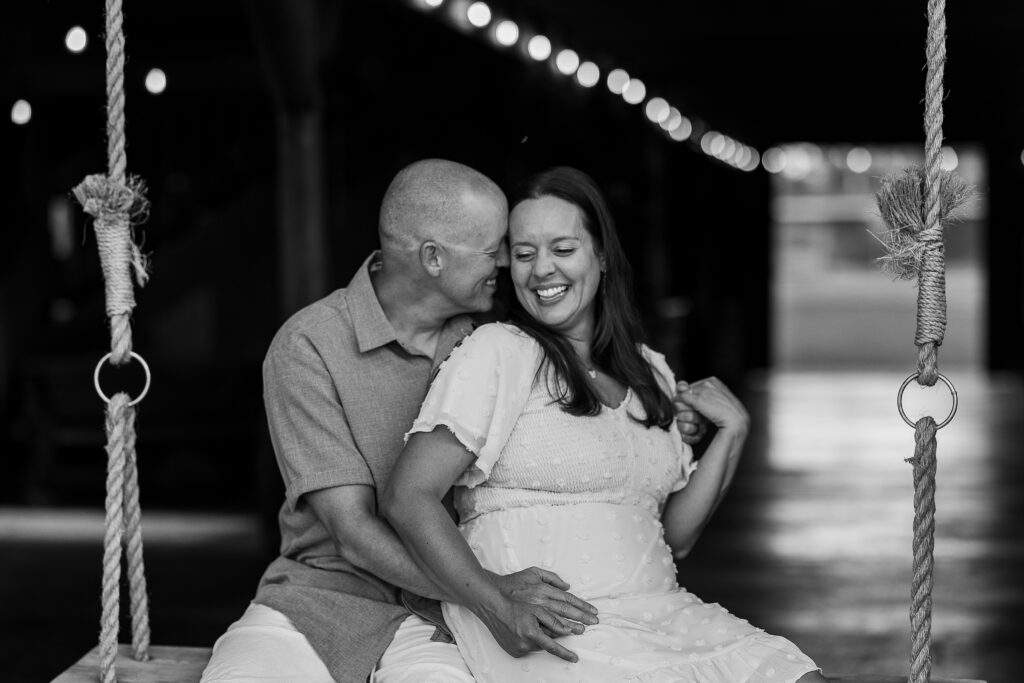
[846, 146, 872, 173]
[65, 26, 88, 53]
[606, 68, 629, 95]
[494, 20, 519, 46]
[669, 116, 692, 141]
[423, 0, 444, 6]
[11, 99, 32, 125]
[645, 97, 669, 124]
[527, 35, 551, 61]
[941, 145, 959, 171]
[622, 78, 646, 104]
[466, 2, 491, 28]
[555, 49, 580, 75]
[145, 68, 167, 94]
[660, 107, 682, 131]
[576, 61, 599, 88]
[762, 146, 787, 173]
[742, 149, 761, 172]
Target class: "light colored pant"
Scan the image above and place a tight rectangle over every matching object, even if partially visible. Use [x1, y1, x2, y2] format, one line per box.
[201, 602, 474, 682]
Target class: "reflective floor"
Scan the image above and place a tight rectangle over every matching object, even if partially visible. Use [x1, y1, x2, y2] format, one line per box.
[2, 370, 1019, 682]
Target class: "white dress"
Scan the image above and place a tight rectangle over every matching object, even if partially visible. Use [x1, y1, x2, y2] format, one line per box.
[407, 323, 819, 683]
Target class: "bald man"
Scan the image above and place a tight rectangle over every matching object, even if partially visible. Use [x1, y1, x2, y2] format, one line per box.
[201, 160, 601, 683]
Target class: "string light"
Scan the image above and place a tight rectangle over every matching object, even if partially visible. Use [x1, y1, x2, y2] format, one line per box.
[762, 147, 787, 174]
[555, 49, 580, 76]
[65, 26, 88, 53]
[606, 69, 629, 95]
[11, 99, 32, 125]
[145, 68, 167, 94]
[527, 35, 551, 60]
[621, 78, 646, 104]
[494, 20, 519, 46]
[466, 2, 491, 28]
[414, 5, 760, 171]
[644, 97, 669, 124]
[846, 147, 871, 173]
[576, 61, 599, 87]
[940, 145, 958, 171]
[660, 107, 681, 131]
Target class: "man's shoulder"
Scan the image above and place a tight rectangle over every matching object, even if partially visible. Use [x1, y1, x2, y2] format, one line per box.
[268, 289, 352, 355]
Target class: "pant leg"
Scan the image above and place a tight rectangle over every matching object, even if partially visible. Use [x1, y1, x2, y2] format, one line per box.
[201, 602, 335, 683]
[372, 614, 475, 683]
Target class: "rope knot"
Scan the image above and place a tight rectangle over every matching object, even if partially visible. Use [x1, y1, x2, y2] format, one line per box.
[874, 165, 972, 280]
[72, 174, 151, 359]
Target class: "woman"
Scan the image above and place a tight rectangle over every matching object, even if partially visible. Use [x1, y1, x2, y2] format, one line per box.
[383, 167, 825, 682]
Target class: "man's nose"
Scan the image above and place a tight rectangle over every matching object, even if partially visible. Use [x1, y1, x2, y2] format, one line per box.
[496, 243, 510, 268]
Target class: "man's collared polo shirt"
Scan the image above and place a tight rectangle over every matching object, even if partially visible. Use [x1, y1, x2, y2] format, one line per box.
[254, 252, 473, 683]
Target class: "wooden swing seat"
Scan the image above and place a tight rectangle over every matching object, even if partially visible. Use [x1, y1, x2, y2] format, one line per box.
[50, 644, 986, 682]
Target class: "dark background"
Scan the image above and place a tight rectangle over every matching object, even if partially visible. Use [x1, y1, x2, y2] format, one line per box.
[2, 1, 1022, 680]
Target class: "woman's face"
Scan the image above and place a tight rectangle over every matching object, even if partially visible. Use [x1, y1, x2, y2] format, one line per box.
[509, 195, 603, 342]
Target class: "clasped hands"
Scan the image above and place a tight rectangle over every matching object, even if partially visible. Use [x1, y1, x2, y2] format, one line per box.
[674, 376, 749, 438]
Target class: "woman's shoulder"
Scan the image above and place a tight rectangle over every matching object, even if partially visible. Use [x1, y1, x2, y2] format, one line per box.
[463, 322, 537, 352]
[437, 322, 541, 375]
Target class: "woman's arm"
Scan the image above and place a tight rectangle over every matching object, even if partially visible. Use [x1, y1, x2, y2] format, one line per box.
[381, 427, 596, 662]
[661, 377, 749, 558]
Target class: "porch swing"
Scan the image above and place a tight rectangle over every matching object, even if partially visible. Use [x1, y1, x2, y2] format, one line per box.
[52, 0, 984, 681]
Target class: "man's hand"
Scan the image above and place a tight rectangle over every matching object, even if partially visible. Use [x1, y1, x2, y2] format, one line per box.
[490, 567, 598, 633]
[475, 567, 598, 662]
[674, 381, 710, 445]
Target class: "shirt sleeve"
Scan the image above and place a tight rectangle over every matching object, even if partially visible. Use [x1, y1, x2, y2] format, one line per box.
[264, 332, 372, 511]
[641, 344, 698, 492]
[406, 323, 539, 488]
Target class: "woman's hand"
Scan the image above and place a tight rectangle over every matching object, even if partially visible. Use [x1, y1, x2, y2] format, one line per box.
[675, 377, 750, 435]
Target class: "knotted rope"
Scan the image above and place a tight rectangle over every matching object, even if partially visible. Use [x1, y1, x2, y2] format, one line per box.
[71, 1, 152, 680]
[874, 1, 973, 681]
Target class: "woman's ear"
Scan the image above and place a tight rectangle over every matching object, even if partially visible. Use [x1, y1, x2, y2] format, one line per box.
[421, 241, 444, 277]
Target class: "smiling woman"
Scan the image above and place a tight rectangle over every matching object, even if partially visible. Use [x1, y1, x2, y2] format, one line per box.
[509, 195, 602, 339]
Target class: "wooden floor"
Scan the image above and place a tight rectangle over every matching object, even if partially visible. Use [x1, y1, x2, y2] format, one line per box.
[2, 370, 1019, 682]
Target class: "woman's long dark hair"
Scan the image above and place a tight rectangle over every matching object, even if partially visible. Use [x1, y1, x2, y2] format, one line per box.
[507, 167, 674, 430]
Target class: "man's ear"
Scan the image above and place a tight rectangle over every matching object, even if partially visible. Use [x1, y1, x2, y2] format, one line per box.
[421, 241, 444, 277]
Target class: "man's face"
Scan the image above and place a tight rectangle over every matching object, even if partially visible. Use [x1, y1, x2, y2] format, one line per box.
[438, 195, 510, 314]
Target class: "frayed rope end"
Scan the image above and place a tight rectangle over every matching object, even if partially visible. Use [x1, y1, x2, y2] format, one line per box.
[873, 165, 973, 280]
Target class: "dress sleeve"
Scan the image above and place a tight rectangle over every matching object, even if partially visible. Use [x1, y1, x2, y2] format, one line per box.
[641, 344, 698, 492]
[406, 323, 539, 488]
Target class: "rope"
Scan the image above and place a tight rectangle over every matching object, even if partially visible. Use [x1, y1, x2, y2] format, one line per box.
[907, 417, 937, 683]
[904, 4, 946, 681]
[71, 0, 152, 679]
[917, 0, 948, 388]
[873, 1, 972, 680]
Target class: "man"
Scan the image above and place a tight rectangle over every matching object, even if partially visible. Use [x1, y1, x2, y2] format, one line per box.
[202, 159, 704, 682]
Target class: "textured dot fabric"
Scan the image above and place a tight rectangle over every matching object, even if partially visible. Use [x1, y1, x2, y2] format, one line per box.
[409, 323, 820, 682]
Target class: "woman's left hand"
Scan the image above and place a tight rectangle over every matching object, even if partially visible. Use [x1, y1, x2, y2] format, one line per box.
[675, 378, 750, 434]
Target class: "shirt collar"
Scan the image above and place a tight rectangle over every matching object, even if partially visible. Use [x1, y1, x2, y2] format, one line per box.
[347, 252, 398, 353]
[347, 252, 477, 357]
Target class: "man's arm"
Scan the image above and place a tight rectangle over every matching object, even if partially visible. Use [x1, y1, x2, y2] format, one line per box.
[383, 427, 598, 662]
[305, 484, 451, 600]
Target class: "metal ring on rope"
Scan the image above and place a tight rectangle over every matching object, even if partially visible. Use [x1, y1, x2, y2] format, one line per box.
[896, 371, 957, 430]
[94, 351, 152, 406]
